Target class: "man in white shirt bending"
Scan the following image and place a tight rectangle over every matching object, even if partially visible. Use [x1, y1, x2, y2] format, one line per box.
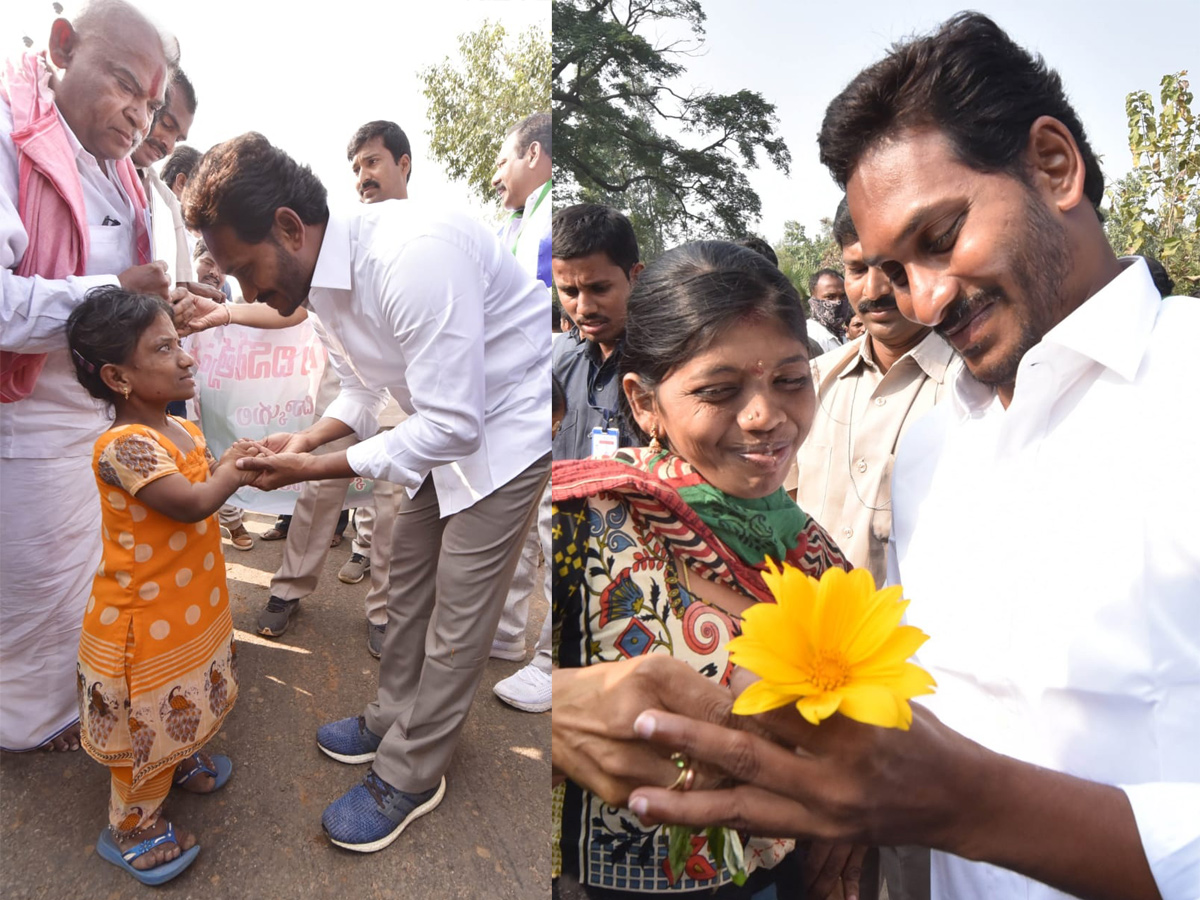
[625, 12, 1198, 900]
[183, 132, 550, 854]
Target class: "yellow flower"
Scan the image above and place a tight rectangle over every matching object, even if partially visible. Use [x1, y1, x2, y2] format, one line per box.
[728, 563, 935, 730]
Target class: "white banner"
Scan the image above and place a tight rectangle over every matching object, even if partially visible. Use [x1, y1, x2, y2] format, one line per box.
[189, 321, 373, 515]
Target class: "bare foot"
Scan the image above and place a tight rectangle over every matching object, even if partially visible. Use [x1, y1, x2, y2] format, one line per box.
[173, 751, 220, 793]
[41, 723, 80, 752]
[117, 818, 197, 871]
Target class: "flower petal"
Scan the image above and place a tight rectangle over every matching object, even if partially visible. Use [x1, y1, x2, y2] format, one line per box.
[854, 625, 930, 673]
[843, 589, 910, 662]
[728, 637, 812, 686]
[834, 683, 907, 729]
[732, 679, 804, 716]
[796, 692, 842, 725]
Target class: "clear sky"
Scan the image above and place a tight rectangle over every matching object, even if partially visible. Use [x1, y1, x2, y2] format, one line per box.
[648, 0, 1199, 242]
[7, 0, 551, 222]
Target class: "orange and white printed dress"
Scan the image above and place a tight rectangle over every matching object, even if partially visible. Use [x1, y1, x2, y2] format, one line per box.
[78, 418, 238, 830]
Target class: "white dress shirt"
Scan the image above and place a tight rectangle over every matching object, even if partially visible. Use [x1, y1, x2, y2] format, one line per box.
[888, 258, 1200, 899]
[309, 201, 550, 517]
[1, 99, 136, 458]
[806, 318, 842, 353]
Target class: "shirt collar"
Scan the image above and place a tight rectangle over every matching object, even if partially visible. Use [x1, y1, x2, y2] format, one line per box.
[310, 208, 353, 291]
[520, 179, 550, 213]
[947, 256, 1160, 419]
[1042, 256, 1158, 382]
[836, 330, 954, 382]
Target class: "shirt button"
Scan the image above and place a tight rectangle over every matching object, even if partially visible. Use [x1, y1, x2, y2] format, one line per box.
[856, 459, 868, 472]
[842, 527, 854, 539]
[875, 397, 887, 406]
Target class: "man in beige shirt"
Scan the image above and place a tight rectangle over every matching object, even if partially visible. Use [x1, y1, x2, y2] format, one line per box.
[796, 198, 960, 586]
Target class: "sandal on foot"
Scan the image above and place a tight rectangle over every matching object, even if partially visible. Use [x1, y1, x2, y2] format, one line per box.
[225, 525, 254, 551]
[174, 753, 233, 793]
[96, 824, 200, 885]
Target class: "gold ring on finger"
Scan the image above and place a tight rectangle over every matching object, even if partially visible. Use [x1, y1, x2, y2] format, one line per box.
[667, 751, 695, 792]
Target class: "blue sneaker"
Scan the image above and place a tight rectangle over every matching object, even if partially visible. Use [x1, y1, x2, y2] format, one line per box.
[322, 770, 446, 853]
[316, 716, 383, 764]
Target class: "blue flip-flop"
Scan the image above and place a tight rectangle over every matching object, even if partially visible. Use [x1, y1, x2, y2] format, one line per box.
[174, 753, 233, 792]
[96, 824, 200, 885]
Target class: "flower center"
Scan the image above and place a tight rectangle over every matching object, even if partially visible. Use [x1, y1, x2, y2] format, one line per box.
[809, 652, 849, 691]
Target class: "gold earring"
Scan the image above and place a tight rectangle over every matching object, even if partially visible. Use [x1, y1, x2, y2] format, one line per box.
[122, 386, 130, 400]
[648, 424, 661, 453]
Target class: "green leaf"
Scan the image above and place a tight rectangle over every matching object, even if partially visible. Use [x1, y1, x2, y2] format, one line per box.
[666, 824, 695, 884]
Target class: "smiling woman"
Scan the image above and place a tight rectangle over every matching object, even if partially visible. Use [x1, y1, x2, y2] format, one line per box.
[550, 241, 858, 899]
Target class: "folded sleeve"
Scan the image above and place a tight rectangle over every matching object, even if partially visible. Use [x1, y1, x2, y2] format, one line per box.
[343, 235, 487, 490]
[1, 191, 120, 352]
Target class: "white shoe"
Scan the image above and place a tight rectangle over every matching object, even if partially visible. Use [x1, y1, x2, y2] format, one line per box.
[490, 637, 526, 661]
[493, 664, 551, 713]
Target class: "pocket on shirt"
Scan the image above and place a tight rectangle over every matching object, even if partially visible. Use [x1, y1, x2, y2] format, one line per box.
[870, 453, 896, 543]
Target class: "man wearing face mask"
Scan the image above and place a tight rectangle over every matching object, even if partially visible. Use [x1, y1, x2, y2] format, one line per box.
[806, 268, 851, 351]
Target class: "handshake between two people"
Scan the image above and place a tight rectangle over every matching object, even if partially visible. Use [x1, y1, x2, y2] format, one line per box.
[219, 431, 316, 491]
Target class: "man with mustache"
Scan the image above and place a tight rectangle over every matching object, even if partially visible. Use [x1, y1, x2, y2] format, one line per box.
[131, 67, 195, 286]
[796, 197, 958, 588]
[550, 203, 644, 461]
[626, 12, 1199, 900]
[184, 132, 550, 851]
[252, 120, 412, 653]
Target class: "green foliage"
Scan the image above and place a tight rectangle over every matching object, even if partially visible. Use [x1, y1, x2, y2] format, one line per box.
[420, 22, 551, 204]
[774, 219, 840, 313]
[1104, 71, 1200, 295]
[553, 0, 790, 252]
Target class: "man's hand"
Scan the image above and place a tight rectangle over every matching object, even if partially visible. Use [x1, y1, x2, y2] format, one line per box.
[236, 449, 312, 491]
[171, 283, 229, 335]
[119, 261, 170, 298]
[259, 431, 311, 454]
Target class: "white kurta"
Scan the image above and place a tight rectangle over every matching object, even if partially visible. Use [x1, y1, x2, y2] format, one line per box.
[0, 96, 138, 750]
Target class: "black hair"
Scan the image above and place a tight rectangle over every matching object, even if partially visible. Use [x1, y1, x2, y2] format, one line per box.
[192, 238, 210, 260]
[347, 120, 413, 183]
[1141, 255, 1175, 298]
[733, 236, 779, 267]
[67, 286, 174, 403]
[832, 196, 857, 248]
[818, 12, 1104, 210]
[162, 144, 201, 189]
[506, 112, 551, 157]
[183, 132, 329, 243]
[551, 203, 641, 276]
[618, 241, 808, 443]
[552, 376, 567, 420]
[808, 268, 844, 295]
[166, 66, 196, 115]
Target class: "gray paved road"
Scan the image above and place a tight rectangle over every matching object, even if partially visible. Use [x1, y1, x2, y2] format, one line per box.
[0, 512, 551, 899]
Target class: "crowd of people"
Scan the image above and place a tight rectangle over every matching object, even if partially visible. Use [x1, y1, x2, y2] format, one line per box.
[2, 0, 553, 885]
[2, 1, 1196, 898]
[545, 11, 1196, 900]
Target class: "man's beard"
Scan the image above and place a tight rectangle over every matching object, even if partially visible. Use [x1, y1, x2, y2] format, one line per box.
[269, 240, 312, 316]
[934, 192, 1071, 389]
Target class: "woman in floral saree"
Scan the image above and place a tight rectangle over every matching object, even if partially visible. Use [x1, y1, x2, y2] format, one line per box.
[551, 242, 858, 899]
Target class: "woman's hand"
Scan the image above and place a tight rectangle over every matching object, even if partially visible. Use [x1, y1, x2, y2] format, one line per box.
[552, 656, 740, 808]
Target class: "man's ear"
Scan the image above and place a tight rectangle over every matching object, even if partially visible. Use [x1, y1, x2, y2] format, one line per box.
[627, 261, 645, 287]
[47, 18, 79, 70]
[171, 172, 188, 199]
[273, 207, 307, 251]
[399, 155, 412, 185]
[1025, 115, 1086, 214]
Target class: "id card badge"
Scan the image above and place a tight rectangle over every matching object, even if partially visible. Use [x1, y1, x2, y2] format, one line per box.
[590, 427, 620, 459]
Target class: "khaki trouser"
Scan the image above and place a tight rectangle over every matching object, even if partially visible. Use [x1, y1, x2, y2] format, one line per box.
[365, 454, 551, 791]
